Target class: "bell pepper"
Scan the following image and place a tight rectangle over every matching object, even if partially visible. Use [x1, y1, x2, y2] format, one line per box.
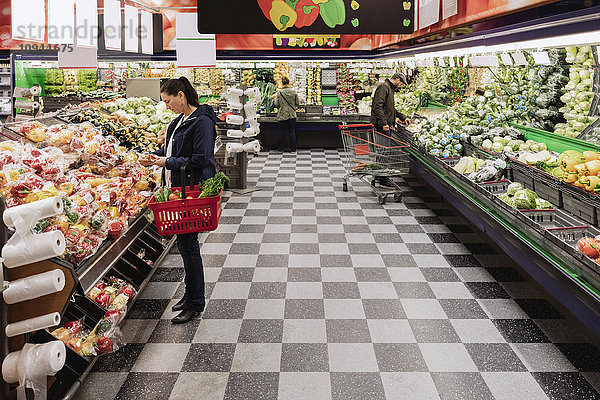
[586, 160, 600, 176]
[584, 176, 600, 192]
[257, 0, 274, 18]
[270, 0, 297, 31]
[319, 0, 345, 28]
[574, 163, 589, 176]
[583, 151, 599, 162]
[561, 159, 578, 173]
[294, 0, 320, 28]
[563, 170, 578, 183]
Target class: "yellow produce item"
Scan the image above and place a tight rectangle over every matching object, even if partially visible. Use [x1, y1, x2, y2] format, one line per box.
[563, 171, 578, 183]
[583, 151, 599, 162]
[585, 176, 600, 192]
[574, 163, 589, 176]
[270, 1, 297, 31]
[585, 160, 600, 176]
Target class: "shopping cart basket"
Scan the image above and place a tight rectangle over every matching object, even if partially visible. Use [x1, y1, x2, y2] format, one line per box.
[148, 161, 223, 236]
[339, 123, 410, 204]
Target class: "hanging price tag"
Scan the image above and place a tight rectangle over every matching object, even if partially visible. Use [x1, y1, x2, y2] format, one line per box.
[500, 53, 513, 66]
[512, 52, 528, 66]
[532, 51, 551, 65]
[448, 57, 455, 67]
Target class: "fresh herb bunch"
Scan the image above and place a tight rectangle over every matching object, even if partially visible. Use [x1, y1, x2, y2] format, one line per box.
[199, 172, 230, 198]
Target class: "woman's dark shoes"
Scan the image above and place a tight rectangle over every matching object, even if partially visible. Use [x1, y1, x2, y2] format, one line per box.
[171, 310, 200, 324]
[172, 299, 186, 311]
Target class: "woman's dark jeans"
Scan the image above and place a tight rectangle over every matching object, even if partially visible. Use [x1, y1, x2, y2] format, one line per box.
[278, 118, 297, 152]
[177, 232, 205, 313]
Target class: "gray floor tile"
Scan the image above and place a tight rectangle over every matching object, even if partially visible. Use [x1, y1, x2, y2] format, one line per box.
[420, 344, 478, 372]
[285, 299, 325, 319]
[278, 372, 332, 400]
[224, 372, 279, 400]
[374, 343, 428, 372]
[238, 319, 284, 343]
[323, 282, 361, 299]
[169, 372, 229, 400]
[181, 343, 236, 372]
[362, 299, 406, 319]
[328, 343, 379, 372]
[481, 372, 549, 400]
[73, 372, 128, 400]
[230, 344, 282, 372]
[130, 343, 191, 372]
[380, 372, 441, 400]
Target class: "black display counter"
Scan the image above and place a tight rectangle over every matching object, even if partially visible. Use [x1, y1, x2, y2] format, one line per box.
[257, 114, 371, 150]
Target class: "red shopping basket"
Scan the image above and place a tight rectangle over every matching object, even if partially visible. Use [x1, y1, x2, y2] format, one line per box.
[148, 162, 224, 236]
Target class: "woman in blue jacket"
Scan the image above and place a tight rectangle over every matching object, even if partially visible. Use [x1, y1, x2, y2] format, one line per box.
[141, 76, 217, 324]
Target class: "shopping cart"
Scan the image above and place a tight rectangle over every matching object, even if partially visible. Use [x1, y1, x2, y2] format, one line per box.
[339, 123, 410, 204]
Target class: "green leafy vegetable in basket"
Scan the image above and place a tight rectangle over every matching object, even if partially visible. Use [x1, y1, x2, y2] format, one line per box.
[199, 173, 230, 198]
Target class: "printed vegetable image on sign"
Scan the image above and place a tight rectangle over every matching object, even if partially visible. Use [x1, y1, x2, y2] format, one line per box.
[197, 0, 415, 34]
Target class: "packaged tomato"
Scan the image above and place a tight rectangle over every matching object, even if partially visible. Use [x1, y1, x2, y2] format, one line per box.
[94, 291, 110, 307]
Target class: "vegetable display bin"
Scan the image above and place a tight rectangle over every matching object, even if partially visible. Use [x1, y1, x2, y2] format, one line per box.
[511, 161, 536, 190]
[561, 185, 598, 226]
[510, 122, 600, 153]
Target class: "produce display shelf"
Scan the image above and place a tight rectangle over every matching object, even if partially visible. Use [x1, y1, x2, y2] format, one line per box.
[425, 101, 448, 110]
[409, 147, 600, 342]
[509, 122, 600, 153]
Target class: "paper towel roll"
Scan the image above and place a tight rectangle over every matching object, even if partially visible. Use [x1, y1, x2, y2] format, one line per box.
[2, 230, 66, 269]
[5, 312, 61, 337]
[3, 270, 66, 304]
[29, 85, 42, 96]
[242, 128, 258, 138]
[243, 140, 261, 153]
[226, 143, 244, 154]
[227, 102, 243, 110]
[226, 114, 244, 125]
[3, 196, 64, 228]
[227, 129, 244, 138]
[244, 103, 257, 119]
[244, 88, 261, 102]
[2, 341, 66, 384]
[226, 88, 243, 97]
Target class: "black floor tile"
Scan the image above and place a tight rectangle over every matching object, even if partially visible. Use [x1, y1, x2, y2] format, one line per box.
[201, 255, 227, 268]
[428, 233, 460, 243]
[237, 224, 266, 233]
[382, 254, 418, 268]
[444, 255, 482, 267]
[533, 372, 600, 400]
[321, 255, 353, 267]
[465, 343, 527, 372]
[202, 299, 247, 319]
[373, 343, 428, 372]
[219, 268, 255, 282]
[409, 319, 461, 343]
[395, 225, 425, 233]
[354, 268, 391, 282]
[148, 319, 202, 343]
[421, 268, 461, 282]
[394, 282, 435, 299]
[406, 243, 441, 254]
[515, 299, 564, 319]
[280, 343, 329, 372]
[224, 372, 279, 400]
[331, 372, 386, 400]
[150, 268, 185, 282]
[465, 282, 511, 299]
[323, 282, 361, 299]
[431, 372, 495, 400]
[249, 282, 287, 299]
[326, 319, 371, 343]
[556, 343, 600, 372]
[492, 319, 550, 343]
[114, 372, 179, 400]
[205, 233, 237, 243]
[318, 233, 349, 243]
[362, 299, 406, 319]
[284, 299, 325, 319]
[439, 299, 488, 319]
[288, 267, 322, 282]
[92, 343, 145, 372]
[181, 343, 236, 372]
[127, 299, 170, 319]
[256, 255, 289, 267]
[238, 319, 284, 343]
[415, 216, 444, 224]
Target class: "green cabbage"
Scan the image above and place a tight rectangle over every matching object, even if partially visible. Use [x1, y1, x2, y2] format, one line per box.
[507, 182, 524, 196]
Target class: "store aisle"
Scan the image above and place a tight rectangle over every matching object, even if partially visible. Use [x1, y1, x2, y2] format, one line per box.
[76, 149, 600, 400]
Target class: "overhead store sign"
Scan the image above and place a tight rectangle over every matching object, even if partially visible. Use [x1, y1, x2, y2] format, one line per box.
[196, 0, 415, 34]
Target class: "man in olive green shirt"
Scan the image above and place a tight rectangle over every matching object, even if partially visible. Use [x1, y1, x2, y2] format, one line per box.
[274, 76, 300, 153]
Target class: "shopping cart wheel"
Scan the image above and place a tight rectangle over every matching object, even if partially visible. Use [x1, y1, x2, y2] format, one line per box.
[343, 182, 348, 192]
[394, 193, 403, 202]
[378, 194, 388, 205]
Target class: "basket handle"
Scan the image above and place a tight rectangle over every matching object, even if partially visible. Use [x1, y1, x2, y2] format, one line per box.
[179, 159, 195, 199]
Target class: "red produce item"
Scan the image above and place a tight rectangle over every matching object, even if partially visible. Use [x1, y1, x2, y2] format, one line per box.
[64, 320, 83, 334]
[65, 228, 83, 246]
[95, 281, 105, 290]
[95, 292, 110, 307]
[95, 336, 113, 354]
[119, 285, 134, 298]
[108, 220, 125, 239]
[577, 237, 596, 252]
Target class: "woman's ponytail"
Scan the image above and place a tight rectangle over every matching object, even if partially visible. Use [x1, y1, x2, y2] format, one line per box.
[160, 76, 200, 107]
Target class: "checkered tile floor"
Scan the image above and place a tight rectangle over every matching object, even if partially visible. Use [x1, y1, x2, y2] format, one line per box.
[74, 150, 600, 400]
